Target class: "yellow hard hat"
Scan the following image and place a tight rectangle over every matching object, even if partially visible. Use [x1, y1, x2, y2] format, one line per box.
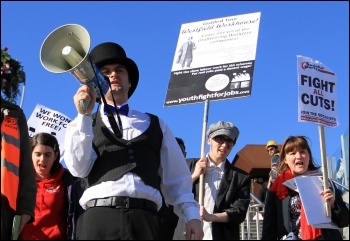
[266, 140, 278, 149]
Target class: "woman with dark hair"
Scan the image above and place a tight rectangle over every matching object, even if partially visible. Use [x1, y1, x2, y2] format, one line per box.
[262, 136, 349, 240]
[18, 132, 84, 240]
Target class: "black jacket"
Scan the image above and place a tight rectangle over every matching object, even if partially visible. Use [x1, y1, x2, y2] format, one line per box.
[262, 180, 349, 240]
[187, 158, 251, 240]
[62, 169, 85, 240]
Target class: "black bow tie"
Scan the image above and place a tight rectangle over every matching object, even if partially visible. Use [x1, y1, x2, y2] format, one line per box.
[104, 104, 129, 116]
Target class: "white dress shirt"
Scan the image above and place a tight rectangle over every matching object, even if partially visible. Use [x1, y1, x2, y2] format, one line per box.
[203, 155, 224, 240]
[64, 102, 200, 222]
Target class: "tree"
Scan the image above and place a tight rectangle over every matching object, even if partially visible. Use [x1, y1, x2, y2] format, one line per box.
[1, 47, 25, 103]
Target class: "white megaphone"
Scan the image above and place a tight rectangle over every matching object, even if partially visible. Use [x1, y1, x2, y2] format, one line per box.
[40, 24, 109, 111]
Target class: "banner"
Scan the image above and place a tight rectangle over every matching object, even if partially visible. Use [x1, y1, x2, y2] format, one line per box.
[297, 55, 338, 127]
[164, 12, 261, 107]
[27, 103, 72, 162]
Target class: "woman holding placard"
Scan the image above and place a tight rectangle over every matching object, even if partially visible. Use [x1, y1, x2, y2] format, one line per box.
[261, 136, 348, 240]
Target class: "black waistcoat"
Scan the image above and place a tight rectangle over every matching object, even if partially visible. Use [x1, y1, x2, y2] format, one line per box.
[84, 112, 163, 191]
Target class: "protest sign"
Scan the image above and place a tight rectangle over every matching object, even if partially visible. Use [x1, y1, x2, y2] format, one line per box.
[27, 103, 71, 162]
[297, 55, 338, 127]
[164, 12, 261, 107]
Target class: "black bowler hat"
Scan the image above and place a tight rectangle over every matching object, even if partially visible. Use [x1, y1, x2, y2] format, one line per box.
[90, 42, 139, 98]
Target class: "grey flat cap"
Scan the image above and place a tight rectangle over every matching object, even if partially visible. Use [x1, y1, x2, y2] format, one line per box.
[207, 121, 239, 144]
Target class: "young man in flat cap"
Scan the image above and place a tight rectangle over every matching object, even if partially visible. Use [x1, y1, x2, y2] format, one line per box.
[187, 120, 251, 240]
[64, 42, 203, 240]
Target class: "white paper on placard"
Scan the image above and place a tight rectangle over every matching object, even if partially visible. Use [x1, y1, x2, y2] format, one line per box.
[294, 176, 331, 225]
[283, 178, 299, 192]
[27, 103, 72, 163]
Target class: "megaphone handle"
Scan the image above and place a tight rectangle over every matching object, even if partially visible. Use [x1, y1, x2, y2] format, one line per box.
[79, 82, 95, 112]
[80, 100, 90, 112]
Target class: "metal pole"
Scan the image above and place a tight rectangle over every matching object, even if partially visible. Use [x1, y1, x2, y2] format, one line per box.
[318, 125, 331, 216]
[19, 80, 26, 108]
[341, 134, 349, 188]
[199, 100, 209, 206]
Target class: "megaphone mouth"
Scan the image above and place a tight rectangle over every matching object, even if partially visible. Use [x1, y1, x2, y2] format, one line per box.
[40, 24, 90, 74]
[40, 24, 110, 99]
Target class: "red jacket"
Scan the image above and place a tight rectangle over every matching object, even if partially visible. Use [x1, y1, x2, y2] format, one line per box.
[19, 166, 67, 240]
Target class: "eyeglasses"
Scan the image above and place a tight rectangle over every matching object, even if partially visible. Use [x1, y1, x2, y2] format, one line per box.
[267, 147, 275, 152]
[213, 136, 234, 147]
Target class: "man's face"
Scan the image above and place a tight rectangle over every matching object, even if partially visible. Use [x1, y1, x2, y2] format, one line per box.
[267, 146, 277, 156]
[208, 135, 233, 160]
[100, 63, 130, 101]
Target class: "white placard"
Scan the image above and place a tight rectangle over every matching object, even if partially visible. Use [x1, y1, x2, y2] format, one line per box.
[297, 55, 338, 127]
[164, 12, 261, 106]
[27, 103, 72, 162]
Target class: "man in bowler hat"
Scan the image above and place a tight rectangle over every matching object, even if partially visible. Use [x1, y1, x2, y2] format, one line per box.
[64, 42, 203, 240]
[187, 121, 251, 240]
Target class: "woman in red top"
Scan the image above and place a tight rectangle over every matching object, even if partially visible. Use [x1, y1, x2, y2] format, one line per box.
[19, 132, 83, 240]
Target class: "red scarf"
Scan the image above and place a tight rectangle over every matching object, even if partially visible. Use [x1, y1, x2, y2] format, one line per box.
[270, 169, 323, 240]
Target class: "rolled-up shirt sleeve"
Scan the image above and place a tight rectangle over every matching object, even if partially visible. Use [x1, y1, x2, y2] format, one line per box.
[64, 113, 96, 178]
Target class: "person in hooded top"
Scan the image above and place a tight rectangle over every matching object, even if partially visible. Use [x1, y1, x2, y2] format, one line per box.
[19, 132, 84, 240]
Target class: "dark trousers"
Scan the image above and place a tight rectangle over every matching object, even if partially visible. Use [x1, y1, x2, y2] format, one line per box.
[1, 195, 14, 240]
[158, 202, 178, 239]
[76, 206, 160, 240]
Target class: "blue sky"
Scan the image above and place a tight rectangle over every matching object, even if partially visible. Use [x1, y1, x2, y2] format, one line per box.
[2, 1, 349, 166]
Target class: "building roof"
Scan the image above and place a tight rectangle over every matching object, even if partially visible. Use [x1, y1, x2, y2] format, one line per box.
[232, 144, 281, 178]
